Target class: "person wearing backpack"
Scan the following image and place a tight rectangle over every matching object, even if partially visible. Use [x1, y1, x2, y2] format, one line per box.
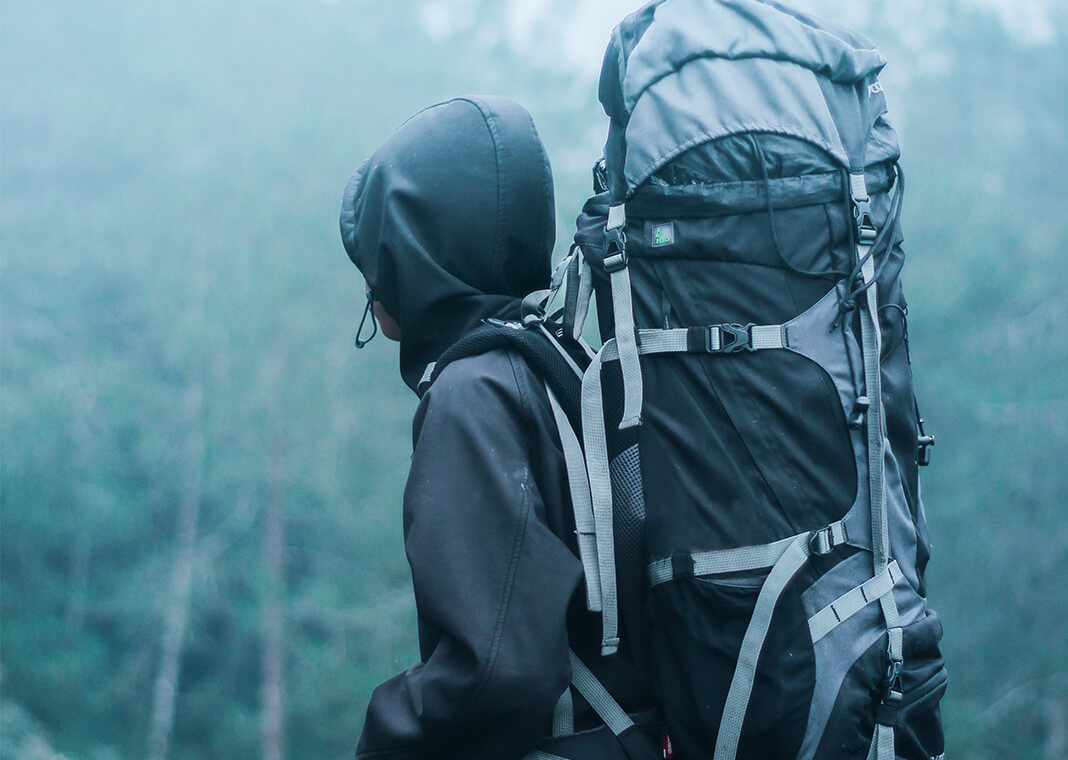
[339, 95, 662, 760]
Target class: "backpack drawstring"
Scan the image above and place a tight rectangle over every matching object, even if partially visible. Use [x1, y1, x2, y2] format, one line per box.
[834, 163, 906, 328]
[354, 290, 379, 349]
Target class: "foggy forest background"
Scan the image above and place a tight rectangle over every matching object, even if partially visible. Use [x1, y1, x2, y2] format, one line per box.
[2, 1, 1066, 758]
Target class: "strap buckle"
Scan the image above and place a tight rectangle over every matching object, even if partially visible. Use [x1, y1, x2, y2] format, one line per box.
[875, 656, 904, 727]
[917, 417, 935, 467]
[716, 323, 755, 353]
[808, 524, 842, 556]
[603, 228, 628, 273]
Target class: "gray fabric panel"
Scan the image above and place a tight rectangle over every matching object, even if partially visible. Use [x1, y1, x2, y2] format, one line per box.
[714, 534, 811, 760]
[580, 346, 620, 654]
[552, 686, 574, 738]
[545, 383, 603, 612]
[624, 55, 848, 192]
[622, 0, 886, 112]
[884, 442, 923, 592]
[568, 651, 635, 736]
[866, 114, 901, 167]
[784, 284, 874, 552]
[610, 266, 644, 430]
[801, 551, 871, 616]
[783, 285, 858, 419]
[796, 589, 887, 760]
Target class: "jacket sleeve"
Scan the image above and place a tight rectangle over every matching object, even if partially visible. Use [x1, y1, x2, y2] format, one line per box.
[356, 353, 584, 760]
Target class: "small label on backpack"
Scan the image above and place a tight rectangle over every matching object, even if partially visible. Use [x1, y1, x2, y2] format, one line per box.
[663, 728, 674, 759]
[652, 222, 675, 248]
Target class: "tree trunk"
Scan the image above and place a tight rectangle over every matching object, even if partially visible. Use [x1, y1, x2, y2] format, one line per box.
[147, 383, 204, 760]
[260, 443, 287, 760]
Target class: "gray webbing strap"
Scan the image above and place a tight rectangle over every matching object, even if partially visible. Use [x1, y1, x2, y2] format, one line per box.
[714, 533, 812, 760]
[649, 535, 793, 587]
[609, 265, 643, 430]
[605, 204, 643, 430]
[808, 561, 902, 643]
[545, 383, 603, 613]
[648, 523, 845, 587]
[551, 685, 574, 737]
[865, 723, 894, 760]
[581, 344, 620, 654]
[598, 325, 785, 365]
[600, 329, 687, 362]
[853, 172, 889, 576]
[573, 258, 594, 342]
[716, 324, 785, 351]
[854, 172, 901, 760]
[569, 650, 635, 736]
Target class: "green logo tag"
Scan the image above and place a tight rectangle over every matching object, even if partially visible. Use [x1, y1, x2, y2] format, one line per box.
[652, 222, 675, 248]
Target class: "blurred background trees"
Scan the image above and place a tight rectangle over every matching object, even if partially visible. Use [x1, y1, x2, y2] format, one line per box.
[1, 1, 1065, 758]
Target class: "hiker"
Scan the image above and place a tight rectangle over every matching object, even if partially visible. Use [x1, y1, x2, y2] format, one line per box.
[339, 96, 660, 760]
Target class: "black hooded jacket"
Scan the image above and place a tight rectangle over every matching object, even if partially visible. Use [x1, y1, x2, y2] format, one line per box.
[339, 97, 653, 760]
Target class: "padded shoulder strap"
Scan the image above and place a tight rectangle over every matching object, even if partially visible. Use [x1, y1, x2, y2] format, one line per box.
[424, 321, 589, 429]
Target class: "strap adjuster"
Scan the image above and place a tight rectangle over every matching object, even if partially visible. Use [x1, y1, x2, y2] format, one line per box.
[671, 551, 695, 580]
[808, 524, 843, 556]
[877, 656, 904, 726]
[603, 228, 628, 273]
[715, 323, 755, 353]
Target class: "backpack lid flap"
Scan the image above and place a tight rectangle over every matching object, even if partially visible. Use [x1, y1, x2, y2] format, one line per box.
[620, 0, 887, 114]
[601, 0, 897, 196]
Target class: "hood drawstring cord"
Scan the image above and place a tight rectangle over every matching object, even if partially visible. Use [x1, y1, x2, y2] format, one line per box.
[355, 290, 379, 349]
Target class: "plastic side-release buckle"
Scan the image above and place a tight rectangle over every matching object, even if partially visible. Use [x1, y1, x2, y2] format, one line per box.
[876, 658, 904, 727]
[603, 227, 628, 273]
[717, 323, 755, 353]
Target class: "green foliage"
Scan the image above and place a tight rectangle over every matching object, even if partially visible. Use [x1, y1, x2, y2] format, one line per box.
[2, 2, 1066, 759]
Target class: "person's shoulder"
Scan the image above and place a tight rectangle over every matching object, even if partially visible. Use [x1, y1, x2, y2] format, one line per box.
[425, 348, 538, 414]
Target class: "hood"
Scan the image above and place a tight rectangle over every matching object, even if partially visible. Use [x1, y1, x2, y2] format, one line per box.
[340, 96, 555, 393]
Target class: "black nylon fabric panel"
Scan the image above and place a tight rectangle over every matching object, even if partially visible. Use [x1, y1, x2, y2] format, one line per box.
[652, 572, 815, 759]
[629, 201, 860, 554]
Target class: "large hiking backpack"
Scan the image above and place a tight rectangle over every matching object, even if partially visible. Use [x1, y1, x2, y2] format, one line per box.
[428, 4, 948, 759]
[548, 2, 947, 759]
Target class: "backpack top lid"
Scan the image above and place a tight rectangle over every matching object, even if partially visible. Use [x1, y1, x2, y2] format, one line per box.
[599, 0, 900, 201]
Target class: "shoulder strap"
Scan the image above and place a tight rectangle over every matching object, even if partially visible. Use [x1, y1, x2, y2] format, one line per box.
[424, 320, 588, 430]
